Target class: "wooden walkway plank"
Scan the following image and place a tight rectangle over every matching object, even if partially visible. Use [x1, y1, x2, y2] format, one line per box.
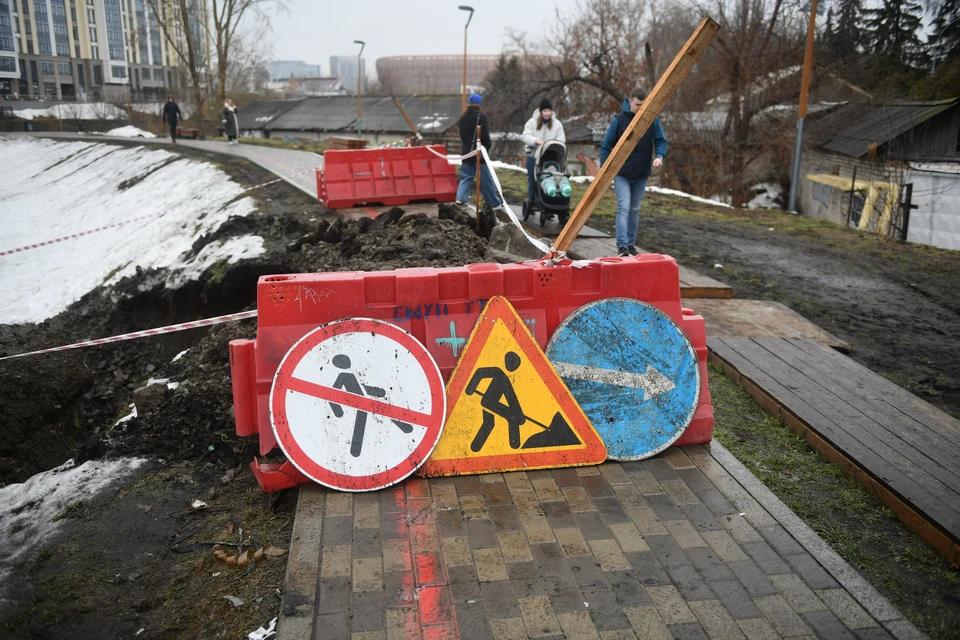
[688, 299, 849, 351]
[745, 339, 960, 498]
[774, 339, 960, 461]
[711, 338, 960, 524]
[787, 339, 960, 446]
[709, 337, 960, 566]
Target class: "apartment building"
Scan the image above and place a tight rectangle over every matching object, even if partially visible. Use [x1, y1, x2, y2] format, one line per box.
[1, 0, 206, 102]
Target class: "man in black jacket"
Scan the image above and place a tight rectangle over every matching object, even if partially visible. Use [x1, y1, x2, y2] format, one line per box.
[161, 96, 182, 143]
[455, 94, 503, 210]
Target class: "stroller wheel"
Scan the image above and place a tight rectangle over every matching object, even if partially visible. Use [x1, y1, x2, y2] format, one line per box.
[558, 210, 569, 226]
[522, 199, 531, 221]
[539, 210, 547, 226]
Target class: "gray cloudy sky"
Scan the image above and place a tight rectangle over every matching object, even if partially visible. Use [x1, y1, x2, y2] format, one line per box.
[268, 0, 580, 78]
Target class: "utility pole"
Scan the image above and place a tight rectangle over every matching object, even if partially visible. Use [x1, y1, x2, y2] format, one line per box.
[354, 40, 365, 138]
[459, 6, 474, 113]
[787, 0, 819, 213]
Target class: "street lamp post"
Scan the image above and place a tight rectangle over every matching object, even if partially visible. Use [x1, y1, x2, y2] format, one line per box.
[459, 6, 474, 113]
[354, 40, 365, 138]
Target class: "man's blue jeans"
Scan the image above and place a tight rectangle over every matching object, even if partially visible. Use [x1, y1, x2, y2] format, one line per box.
[457, 162, 502, 207]
[613, 175, 649, 248]
[526, 155, 536, 201]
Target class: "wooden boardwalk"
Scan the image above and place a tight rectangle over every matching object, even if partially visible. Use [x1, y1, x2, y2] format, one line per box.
[709, 337, 960, 566]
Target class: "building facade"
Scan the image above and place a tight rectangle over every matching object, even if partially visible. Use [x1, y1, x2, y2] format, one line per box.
[2, 0, 206, 101]
[329, 55, 364, 95]
[270, 59, 321, 81]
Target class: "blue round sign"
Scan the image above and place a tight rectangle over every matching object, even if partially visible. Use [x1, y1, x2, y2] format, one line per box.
[546, 298, 701, 461]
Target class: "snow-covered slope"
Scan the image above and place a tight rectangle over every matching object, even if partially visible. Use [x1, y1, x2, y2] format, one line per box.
[0, 137, 263, 324]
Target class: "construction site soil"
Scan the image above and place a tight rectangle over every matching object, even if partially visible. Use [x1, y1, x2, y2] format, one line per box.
[2, 144, 958, 638]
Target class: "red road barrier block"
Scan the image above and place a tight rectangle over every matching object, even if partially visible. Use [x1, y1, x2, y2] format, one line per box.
[317, 145, 458, 209]
[230, 256, 715, 490]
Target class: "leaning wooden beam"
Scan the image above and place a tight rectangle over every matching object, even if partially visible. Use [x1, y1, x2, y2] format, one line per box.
[553, 16, 721, 254]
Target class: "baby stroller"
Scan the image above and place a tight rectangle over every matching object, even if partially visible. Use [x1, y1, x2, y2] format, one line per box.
[522, 139, 571, 227]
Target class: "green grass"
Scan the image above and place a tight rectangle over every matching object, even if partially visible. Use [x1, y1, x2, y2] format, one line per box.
[208, 136, 329, 154]
[709, 363, 960, 639]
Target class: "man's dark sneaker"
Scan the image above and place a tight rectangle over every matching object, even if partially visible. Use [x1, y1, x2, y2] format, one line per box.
[628, 246, 638, 255]
[617, 246, 630, 257]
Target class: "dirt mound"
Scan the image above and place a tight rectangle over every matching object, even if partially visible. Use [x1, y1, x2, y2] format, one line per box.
[0, 186, 488, 484]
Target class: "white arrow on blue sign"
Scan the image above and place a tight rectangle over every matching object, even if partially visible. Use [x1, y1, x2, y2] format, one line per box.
[546, 298, 701, 461]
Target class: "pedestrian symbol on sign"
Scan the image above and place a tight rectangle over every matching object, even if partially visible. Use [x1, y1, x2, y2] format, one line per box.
[328, 354, 413, 458]
[269, 318, 447, 492]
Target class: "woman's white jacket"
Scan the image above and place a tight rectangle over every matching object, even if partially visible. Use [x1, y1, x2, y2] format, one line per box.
[521, 108, 565, 157]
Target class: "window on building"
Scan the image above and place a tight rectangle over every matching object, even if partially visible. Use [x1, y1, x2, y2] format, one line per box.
[77, 63, 83, 88]
[87, 8, 94, 22]
[18, 58, 27, 94]
[72, 26, 77, 39]
[91, 44, 97, 58]
[93, 63, 101, 85]
[74, 44, 78, 57]
[26, 39, 32, 54]
[111, 64, 125, 77]
[24, 18, 30, 36]
[102, 0, 124, 61]
[33, 0, 52, 56]
[71, 7, 76, 21]
[41, 60, 54, 75]
[57, 60, 70, 76]
[89, 27, 96, 42]
[0, 5, 14, 54]
[50, 0, 70, 56]
[0, 56, 15, 73]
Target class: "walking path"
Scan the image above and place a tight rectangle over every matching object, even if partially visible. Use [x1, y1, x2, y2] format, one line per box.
[278, 443, 921, 639]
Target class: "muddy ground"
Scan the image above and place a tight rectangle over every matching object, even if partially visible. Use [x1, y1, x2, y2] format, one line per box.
[2, 142, 959, 638]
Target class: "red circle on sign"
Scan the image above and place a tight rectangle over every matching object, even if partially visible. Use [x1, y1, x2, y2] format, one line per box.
[269, 318, 446, 491]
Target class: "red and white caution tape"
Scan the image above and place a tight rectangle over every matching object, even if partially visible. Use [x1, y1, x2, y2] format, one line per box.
[0, 310, 258, 362]
[0, 165, 320, 258]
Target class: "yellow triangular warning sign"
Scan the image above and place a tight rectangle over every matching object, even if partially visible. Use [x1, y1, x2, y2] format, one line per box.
[420, 296, 606, 476]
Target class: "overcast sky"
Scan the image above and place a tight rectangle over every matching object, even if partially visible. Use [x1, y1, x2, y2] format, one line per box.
[268, 0, 580, 78]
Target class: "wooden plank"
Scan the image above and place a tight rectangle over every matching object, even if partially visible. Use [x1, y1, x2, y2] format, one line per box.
[688, 299, 849, 351]
[715, 338, 960, 518]
[787, 339, 960, 445]
[710, 341, 960, 566]
[709, 337, 960, 565]
[774, 339, 960, 454]
[740, 339, 960, 501]
[554, 17, 720, 252]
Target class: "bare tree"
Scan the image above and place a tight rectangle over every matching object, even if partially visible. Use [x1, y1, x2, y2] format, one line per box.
[145, 0, 208, 122]
[209, 0, 287, 105]
[222, 12, 274, 95]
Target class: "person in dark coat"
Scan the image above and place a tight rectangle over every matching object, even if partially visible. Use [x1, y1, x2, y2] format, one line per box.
[221, 98, 239, 144]
[598, 87, 668, 256]
[455, 93, 503, 210]
[161, 96, 182, 143]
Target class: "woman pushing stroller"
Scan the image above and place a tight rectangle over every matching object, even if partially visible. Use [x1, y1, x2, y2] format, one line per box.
[521, 99, 566, 203]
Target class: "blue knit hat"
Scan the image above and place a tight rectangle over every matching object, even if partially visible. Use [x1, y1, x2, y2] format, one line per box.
[468, 93, 483, 105]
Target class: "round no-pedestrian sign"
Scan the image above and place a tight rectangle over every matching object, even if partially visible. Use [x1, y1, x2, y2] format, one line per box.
[269, 318, 446, 491]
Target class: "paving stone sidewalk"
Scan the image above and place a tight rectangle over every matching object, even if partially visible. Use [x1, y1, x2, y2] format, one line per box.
[278, 443, 922, 640]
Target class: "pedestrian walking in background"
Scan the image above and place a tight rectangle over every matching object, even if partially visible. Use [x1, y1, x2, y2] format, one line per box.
[456, 93, 505, 211]
[161, 96, 182, 144]
[598, 87, 668, 257]
[222, 99, 239, 144]
[521, 98, 565, 203]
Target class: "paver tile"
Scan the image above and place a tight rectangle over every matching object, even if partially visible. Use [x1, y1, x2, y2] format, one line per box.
[519, 596, 563, 637]
[599, 630, 638, 640]
[667, 565, 716, 601]
[599, 464, 633, 485]
[754, 594, 814, 637]
[692, 455, 730, 478]
[353, 528, 382, 559]
[520, 514, 556, 543]
[466, 519, 499, 549]
[563, 486, 597, 512]
[680, 503, 724, 532]
[664, 519, 708, 549]
[802, 610, 858, 640]
[326, 493, 353, 517]
[354, 500, 380, 529]
[513, 491, 543, 516]
[626, 506, 668, 536]
[688, 599, 746, 639]
[743, 540, 793, 575]
[385, 608, 418, 640]
[607, 570, 652, 608]
[609, 522, 650, 553]
[555, 526, 592, 557]
[490, 617, 527, 640]
[321, 544, 352, 578]
[646, 534, 689, 567]
[481, 580, 522, 618]
[668, 621, 711, 640]
[736, 618, 780, 640]
[661, 479, 701, 506]
[482, 482, 513, 506]
[542, 501, 577, 529]
[757, 524, 805, 557]
[685, 546, 734, 582]
[441, 535, 472, 568]
[353, 557, 384, 592]
[351, 591, 384, 631]
[611, 483, 647, 508]
[577, 465, 602, 476]
[646, 584, 698, 624]
[626, 551, 672, 586]
[352, 632, 386, 640]
[785, 553, 840, 590]
[623, 605, 673, 640]
[504, 471, 533, 493]
[727, 559, 778, 597]
[490, 505, 522, 532]
[480, 473, 505, 484]
[383, 539, 412, 572]
[630, 470, 665, 495]
[817, 589, 879, 629]
[589, 538, 632, 571]
[499, 531, 535, 564]
[719, 513, 763, 543]
[770, 573, 826, 612]
[558, 611, 602, 639]
[701, 529, 749, 562]
[532, 477, 565, 502]
[585, 588, 634, 631]
[460, 494, 489, 521]
[708, 579, 763, 620]
[474, 547, 510, 582]
[575, 511, 614, 540]
[593, 497, 632, 524]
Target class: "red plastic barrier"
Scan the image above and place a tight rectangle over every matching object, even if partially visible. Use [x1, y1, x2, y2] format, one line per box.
[230, 256, 715, 490]
[317, 145, 458, 209]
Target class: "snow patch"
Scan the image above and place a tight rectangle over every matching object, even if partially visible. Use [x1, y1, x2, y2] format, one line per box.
[172, 349, 190, 362]
[0, 457, 149, 595]
[115, 403, 138, 426]
[0, 138, 263, 324]
[106, 125, 157, 138]
[747, 183, 783, 209]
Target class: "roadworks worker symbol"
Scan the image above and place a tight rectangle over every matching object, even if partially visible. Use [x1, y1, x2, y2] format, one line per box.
[420, 296, 606, 477]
